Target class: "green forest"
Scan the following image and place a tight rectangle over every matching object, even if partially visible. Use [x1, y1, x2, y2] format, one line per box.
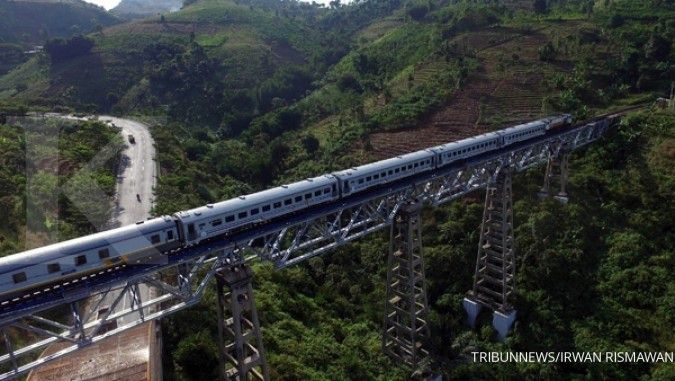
[0, 117, 123, 254]
[0, 0, 673, 379]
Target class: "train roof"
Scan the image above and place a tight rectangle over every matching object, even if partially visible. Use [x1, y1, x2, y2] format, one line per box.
[500, 120, 547, 133]
[429, 132, 501, 153]
[332, 150, 434, 179]
[0, 217, 176, 275]
[175, 175, 337, 222]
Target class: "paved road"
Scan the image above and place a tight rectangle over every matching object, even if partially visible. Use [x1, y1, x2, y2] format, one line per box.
[100, 115, 156, 227]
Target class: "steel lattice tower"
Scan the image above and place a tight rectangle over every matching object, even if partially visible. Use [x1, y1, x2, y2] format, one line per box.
[538, 152, 570, 203]
[464, 168, 517, 340]
[383, 202, 430, 368]
[215, 265, 270, 381]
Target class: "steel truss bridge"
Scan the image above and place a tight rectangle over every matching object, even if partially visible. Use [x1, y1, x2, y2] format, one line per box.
[0, 114, 622, 380]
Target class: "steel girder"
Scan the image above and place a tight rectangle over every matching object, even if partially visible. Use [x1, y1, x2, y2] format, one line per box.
[0, 118, 615, 380]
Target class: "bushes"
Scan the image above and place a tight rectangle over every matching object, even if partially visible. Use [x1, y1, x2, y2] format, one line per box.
[538, 41, 557, 62]
[407, 2, 429, 21]
[533, 0, 548, 14]
[608, 13, 625, 28]
[0, 43, 26, 75]
[145, 43, 225, 126]
[44, 35, 95, 64]
[258, 67, 313, 112]
[336, 73, 362, 93]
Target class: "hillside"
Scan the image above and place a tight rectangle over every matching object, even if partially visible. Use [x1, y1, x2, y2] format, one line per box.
[111, 0, 182, 18]
[0, 0, 356, 116]
[0, 0, 119, 45]
[0, 0, 120, 76]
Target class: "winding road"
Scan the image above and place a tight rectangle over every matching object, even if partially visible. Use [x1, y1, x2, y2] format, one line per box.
[101, 115, 156, 227]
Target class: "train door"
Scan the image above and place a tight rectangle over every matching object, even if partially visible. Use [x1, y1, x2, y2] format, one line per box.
[187, 223, 197, 241]
[343, 180, 351, 195]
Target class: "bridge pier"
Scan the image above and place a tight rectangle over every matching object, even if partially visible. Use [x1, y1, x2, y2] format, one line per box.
[215, 265, 270, 381]
[464, 168, 517, 340]
[383, 201, 431, 369]
[538, 151, 570, 204]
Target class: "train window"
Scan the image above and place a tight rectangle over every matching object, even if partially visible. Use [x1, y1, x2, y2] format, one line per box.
[47, 263, 61, 273]
[388, 170, 393, 175]
[414, 163, 418, 168]
[314, 190, 322, 197]
[395, 168, 400, 173]
[358, 179, 364, 184]
[273, 202, 282, 209]
[151, 234, 160, 244]
[373, 174, 379, 180]
[284, 199, 292, 206]
[238, 211, 248, 219]
[75, 255, 87, 266]
[295, 196, 302, 202]
[366, 176, 371, 181]
[211, 219, 223, 226]
[324, 188, 331, 194]
[407, 165, 413, 170]
[98, 248, 110, 259]
[12, 272, 26, 284]
[262, 205, 271, 212]
[226, 215, 235, 222]
[167, 230, 174, 240]
[251, 208, 259, 216]
[381, 172, 386, 177]
[305, 193, 312, 200]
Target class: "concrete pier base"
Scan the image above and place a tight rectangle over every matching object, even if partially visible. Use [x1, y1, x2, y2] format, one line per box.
[553, 193, 569, 204]
[462, 298, 482, 329]
[492, 309, 517, 341]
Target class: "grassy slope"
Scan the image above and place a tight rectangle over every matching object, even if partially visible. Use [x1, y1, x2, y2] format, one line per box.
[0, 0, 119, 45]
[0, 0, 120, 77]
[0, 0, 332, 112]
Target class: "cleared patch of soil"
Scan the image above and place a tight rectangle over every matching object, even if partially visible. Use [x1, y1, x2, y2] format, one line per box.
[368, 24, 583, 159]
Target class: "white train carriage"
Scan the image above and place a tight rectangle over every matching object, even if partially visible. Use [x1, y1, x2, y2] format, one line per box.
[175, 175, 339, 245]
[333, 150, 435, 196]
[498, 120, 548, 145]
[431, 132, 502, 167]
[0, 217, 180, 299]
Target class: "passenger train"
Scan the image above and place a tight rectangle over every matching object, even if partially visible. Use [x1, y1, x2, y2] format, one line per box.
[0, 114, 572, 300]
